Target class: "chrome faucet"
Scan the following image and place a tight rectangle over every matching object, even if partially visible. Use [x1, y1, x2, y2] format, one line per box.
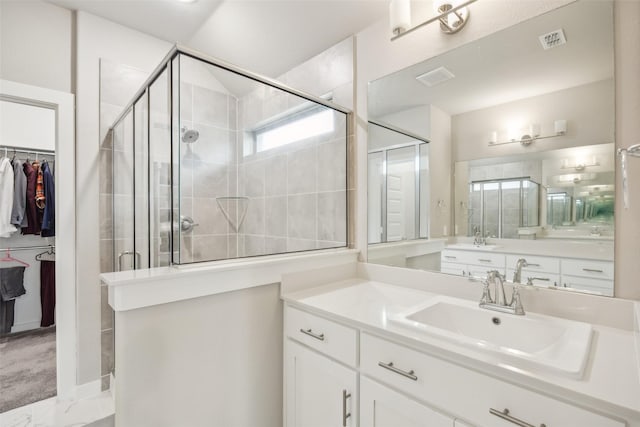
[512, 258, 529, 284]
[473, 230, 486, 246]
[479, 270, 525, 315]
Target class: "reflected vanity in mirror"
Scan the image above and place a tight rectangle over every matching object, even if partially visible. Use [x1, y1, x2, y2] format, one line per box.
[367, 0, 616, 296]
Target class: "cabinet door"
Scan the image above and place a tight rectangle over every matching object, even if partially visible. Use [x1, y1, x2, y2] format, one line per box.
[286, 340, 357, 427]
[360, 376, 453, 427]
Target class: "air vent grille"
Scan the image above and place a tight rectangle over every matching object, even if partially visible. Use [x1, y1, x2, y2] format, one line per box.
[539, 29, 567, 50]
[416, 66, 455, 87]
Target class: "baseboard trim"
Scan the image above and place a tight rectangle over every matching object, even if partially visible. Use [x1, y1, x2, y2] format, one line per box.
[11, 320, 45, 333]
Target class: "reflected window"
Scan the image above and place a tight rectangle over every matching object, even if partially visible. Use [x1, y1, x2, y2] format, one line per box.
[469, 178, 540, 239]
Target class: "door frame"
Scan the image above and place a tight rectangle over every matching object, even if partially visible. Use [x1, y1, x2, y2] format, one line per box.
[0, 79, 77, 399]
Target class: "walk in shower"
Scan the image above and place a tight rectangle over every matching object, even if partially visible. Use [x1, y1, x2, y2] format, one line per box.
[110, 46, 350, 270]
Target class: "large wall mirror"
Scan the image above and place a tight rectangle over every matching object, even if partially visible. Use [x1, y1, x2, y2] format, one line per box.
[367, 0, 616, 296]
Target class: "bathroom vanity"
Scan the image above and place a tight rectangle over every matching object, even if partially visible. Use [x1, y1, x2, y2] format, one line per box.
[440, 245, 614, 296]
[282, 263, 640, 427]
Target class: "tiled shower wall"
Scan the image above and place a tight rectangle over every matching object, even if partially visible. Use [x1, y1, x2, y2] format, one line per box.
[178, 80, 348, 261]
[236, 92, 347, 255]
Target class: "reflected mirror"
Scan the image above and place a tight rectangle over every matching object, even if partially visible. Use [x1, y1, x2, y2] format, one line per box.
[367, 0, 616, 296]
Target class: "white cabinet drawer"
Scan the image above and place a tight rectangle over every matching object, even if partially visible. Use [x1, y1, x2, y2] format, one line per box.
[360, 333, 624, 427]
[506, 269, 559, 287]
[440, 262, 467, 276]
[562, 258, 614, 280]
[506, 254, 560, 273]
[442, 249, 505, 268]
[285, 305, 357, 366]
[562, 275, 614, 297]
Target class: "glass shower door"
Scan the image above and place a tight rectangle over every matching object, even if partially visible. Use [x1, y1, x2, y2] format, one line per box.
[112, 109, 136, 271]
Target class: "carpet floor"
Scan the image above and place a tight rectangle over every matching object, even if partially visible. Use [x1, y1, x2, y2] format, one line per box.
[0, 327, 56, 413]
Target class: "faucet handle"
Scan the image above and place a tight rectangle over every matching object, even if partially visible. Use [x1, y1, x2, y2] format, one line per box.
[511, 286, 525, 315]
[526, 277, 550, 286]
[480, 280, 493, 304]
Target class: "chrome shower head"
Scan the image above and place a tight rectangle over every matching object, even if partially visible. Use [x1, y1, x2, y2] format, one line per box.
[181, 126, 199, 143]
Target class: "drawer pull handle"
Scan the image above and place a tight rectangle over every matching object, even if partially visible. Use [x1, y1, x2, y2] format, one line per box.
[444, 255, 457, 259]
[526, 263, 540, 267]
[342, 389, 351, 426]
[378, 361, 418, 381]
[489, 408, 546, 427]
[582, 268, 604, 273]
[478, 258, 492, 263]
[300, 328, 325, 341]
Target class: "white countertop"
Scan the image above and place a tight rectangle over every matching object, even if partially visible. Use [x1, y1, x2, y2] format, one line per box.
[283, 278, 640, 420]
[445, 238, 614, 261]
[101, 249, 359, 311]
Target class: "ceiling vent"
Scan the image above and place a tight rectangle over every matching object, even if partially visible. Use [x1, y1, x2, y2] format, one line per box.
[539, 29, 567, 50]
[416, 66, 455, 87]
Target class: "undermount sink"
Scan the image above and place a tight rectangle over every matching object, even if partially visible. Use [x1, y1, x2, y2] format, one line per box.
[389, 296, 593, 378]
[446, 243, 501, 251]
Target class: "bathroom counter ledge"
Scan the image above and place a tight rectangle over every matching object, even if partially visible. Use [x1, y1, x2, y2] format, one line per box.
[282, 276, 640, 422]
[101, 249, 358, 311]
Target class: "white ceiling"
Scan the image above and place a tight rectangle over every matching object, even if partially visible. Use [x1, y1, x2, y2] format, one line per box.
[47, 0, 224, 43]
[368, 0, 614, 119]
[46, 0, 388, 78]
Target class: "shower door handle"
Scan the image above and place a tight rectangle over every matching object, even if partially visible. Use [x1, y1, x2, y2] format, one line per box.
[118, 251, 142, 271]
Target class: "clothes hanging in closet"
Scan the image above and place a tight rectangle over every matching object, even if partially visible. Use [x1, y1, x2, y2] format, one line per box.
[22, 161, 41, 235]
[11, 159, 27, 228]
[0, 158, 17, 238]
[41, 161, 55, 237]
[0, 266, 26, 334]
[40, 261, 55, 327]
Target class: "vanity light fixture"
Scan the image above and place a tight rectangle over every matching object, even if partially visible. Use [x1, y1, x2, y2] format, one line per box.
[390, 0, 477, 40]
[561, 157, 600, 172]
[488, 120, 567, 147]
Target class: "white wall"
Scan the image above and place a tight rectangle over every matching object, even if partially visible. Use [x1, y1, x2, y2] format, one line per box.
[75, 11, 171, 384]
[0, 0, 73, 93]
[452, 79, 615, 162]
[0, 101, 56, 151]
[114, 283, 283, 427]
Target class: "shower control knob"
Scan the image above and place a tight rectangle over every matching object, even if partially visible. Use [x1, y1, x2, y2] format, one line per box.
[180, 215, 199, 233]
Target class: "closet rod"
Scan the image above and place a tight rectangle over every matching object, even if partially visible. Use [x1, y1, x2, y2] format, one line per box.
[0, 245, 55, 252]
[0, 145, 56, 156]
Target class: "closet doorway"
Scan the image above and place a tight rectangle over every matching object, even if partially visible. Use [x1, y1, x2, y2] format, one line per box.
[0, 80, 76, 412]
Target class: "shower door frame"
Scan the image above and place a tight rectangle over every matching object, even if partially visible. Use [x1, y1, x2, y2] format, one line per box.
[367, 120, 430, 243]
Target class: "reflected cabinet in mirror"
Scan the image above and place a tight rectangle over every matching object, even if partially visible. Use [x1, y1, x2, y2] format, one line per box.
[367, 0, 616, 296]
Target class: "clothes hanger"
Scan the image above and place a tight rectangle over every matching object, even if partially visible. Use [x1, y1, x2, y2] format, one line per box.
[0, 248, 30, 268]
[35, 246, 55, 262]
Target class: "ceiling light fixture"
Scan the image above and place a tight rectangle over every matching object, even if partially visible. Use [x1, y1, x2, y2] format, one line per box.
[390, 0, 477, 40]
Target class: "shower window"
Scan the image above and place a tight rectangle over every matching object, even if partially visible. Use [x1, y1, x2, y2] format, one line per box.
[254, 108, 335, 153]
[111, 48, 350, 267]
[468, 178, 540, 239]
